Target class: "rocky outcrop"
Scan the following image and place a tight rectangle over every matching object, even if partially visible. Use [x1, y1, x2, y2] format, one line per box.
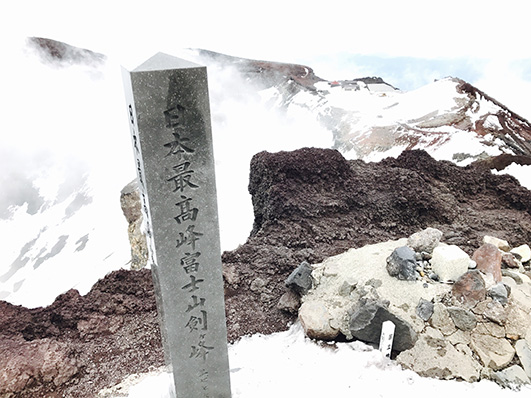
[195, 48, 324, 91]
[294, 227, 531, 385]
[120, 180, 148, 270]
[457, 81, 531, 157]
[26, 37, 106, 67]
[0, 337, 80, 396]
[3, 148, 531, 397]
[0, 270, 164, 398]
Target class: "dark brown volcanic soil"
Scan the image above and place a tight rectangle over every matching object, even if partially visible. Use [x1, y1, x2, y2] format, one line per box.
[2, 149, 531, 397]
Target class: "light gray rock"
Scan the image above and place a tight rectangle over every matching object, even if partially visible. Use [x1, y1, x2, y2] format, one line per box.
[446, 307, 477, 331]
[386, 246, 418, 281]
[396, 328, 481, 382]
[488, 283, 509, 305]
[349, 299, 417, 351]
[505, 305, 531, 341]
[447, 329, 471, 346]
[491, 365, 530, 387]
[120, 179, 148, 270]
[407, 228, 443, 254]
[480, 299, 508, 326]
[483, 236, 511, 252]
[277, 291, 301, 314]
[474, 321, 506, 339]
[430, 302, 457, 336]
[515, 339, 531, 378]
[470, 333, 515, 370]
[298, 301, 339, 340]
[416, 298, 434, 322]
[502, 270, 523, 285]
[431, 245, 470, 282]
[338, 280, 357, 296]
[286, 261, 313, 295]
[511, 244, 531, 263]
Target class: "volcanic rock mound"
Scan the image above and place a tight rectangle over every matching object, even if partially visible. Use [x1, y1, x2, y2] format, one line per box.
[2, 148, 531, 397]
[223, 148, 531, 341]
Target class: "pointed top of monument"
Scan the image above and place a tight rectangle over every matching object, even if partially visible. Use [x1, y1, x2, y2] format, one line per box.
[133, 52, 203, 72]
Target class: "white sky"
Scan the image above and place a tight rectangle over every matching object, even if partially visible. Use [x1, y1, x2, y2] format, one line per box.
[7, 0, 530, 62]
[6, 0, 530, 119]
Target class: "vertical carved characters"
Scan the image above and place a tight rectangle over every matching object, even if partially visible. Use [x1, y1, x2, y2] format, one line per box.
[122, 53, 231, 398]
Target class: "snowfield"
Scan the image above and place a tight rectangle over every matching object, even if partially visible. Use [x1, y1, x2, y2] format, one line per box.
[120, 322, 530, 398]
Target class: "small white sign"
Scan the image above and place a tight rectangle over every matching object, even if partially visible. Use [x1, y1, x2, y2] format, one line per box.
[379, 320, 395, 358]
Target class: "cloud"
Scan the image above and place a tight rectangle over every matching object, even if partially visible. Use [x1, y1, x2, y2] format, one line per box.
[14, 0, 529, 64]
[472, 58, 531, 121]
[0, 154, 45, 219]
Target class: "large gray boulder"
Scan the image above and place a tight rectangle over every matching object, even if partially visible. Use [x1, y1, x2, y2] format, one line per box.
[299, 238, 448, 340]
[407, 227, 443, 253]
[396, 328, 482, 382]
[285, 261, 314, 295]
[349, 299, 417, 352]
[297, 235, 531, 388]
[386, 246, 418, 281]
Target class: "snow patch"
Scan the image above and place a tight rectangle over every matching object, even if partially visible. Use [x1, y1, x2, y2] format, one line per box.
[112, 322, 529, 398]
[494, 164, 531, 190]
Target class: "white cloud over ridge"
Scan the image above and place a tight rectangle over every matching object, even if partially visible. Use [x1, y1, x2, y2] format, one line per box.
[10, 0, 529, 117]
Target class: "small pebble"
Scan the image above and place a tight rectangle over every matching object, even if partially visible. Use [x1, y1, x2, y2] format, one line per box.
[429, 273, 439, 281]
[421, 252, 432, 260]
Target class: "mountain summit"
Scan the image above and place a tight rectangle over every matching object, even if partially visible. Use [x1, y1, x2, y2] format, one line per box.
[192, 49, 531, 165]
[1, 38, 531, 398]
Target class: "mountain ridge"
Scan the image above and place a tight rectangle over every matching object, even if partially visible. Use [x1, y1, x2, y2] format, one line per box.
[191, 49, 531, 163]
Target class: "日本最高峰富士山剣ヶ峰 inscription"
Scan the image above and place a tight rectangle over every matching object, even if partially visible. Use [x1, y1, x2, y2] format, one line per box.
[122, 53, 231, 398]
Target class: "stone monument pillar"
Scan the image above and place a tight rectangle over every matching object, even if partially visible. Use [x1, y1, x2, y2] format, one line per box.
[122, 53, 231, 398]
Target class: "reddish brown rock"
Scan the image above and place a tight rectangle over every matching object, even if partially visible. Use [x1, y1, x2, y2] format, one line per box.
[502, 253, 521, 269]
[0, 337, 79, 396]
[452, 270, 487, 307]
[473, 243, 502, 282]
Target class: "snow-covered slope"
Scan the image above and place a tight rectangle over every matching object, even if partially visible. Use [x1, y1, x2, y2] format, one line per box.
[0, 38, 134, 307]
[193, 50, 531, 165]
